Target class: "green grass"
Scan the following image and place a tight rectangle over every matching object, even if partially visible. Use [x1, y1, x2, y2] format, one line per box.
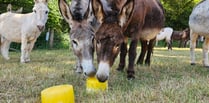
[0, 47, 209, 103]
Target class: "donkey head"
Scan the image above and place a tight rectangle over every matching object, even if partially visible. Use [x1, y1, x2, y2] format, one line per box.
[92, 0, 134, 82]
[33, 0, 49, 31]
[59, 0, 96, 77]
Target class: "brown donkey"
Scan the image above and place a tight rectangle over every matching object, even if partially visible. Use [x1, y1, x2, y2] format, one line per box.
[171, 28, 190, 48]
[92, 0, 165, 82]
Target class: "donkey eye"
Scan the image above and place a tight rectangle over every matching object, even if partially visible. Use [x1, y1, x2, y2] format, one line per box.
[96, 40, 101, 47]
[96, 40, 100, 44]
[91, 36, 95, 43]
[33, 10, 36, 13]
[45, 11, 48, 14]
[115, 44, 120, 49]
[72, 40, 78, 46]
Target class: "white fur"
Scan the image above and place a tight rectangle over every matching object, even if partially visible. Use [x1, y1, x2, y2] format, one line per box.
[96, 61, 110, 80]
[189, 0, 209, 66]
[0, 0, 49, 63]
[156, 27, 173, 45]
[81, 59, 96, 75]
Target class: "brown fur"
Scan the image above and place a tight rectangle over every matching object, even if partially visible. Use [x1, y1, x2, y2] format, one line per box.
[171, 28, 190, 48]
[92, 0, 164, 82]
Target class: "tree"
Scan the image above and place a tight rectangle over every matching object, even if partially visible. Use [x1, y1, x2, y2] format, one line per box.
[0, 0, 202, 49]
[161, 0, 201, 30]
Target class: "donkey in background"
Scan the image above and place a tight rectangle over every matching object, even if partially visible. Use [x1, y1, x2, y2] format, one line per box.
[7, 4, 23, 13]
[155, 27, 173, 50]
[0, 0, 49, 63]
[171, 28, 190, 49]
[189, 0, 209, 67]
[59, 0, 99, 77]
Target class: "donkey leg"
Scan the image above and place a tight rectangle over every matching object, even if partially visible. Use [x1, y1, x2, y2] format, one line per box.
[127, 39, 138, 79]
[202, 37, 209, 67]
[179, 40, 183, 48]
[20, 37, 28, 63]
[25, 39, 37, 62]
[167, 40, 172, 50]
[155, 40, 158, 46]
[145, 39, 155, 66]
[190, 32, 198, 65]
[117, 38, 128, 71]
[136, 40, 147, 65]
[1, 38, 11, 60]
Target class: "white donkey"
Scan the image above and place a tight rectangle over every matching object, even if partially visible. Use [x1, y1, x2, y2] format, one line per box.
[0, 0, 49, 63]
[189, 0, 209, 67]
[156, 27, 173, 50]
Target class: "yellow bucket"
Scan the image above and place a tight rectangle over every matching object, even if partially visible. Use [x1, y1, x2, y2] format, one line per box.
[41, 85, 74, 103]
[86, 77, 108, 92]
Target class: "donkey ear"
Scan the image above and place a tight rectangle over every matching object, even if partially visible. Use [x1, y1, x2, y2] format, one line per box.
[92, 0, 105, 23]
[83, 1, 90, 20]
[34, 0, 48, 3]
[118, 0, 134, 27]
[44, 0, 48, 3]
[58, 0, 72, 23]
[7, 4, 12, 12]
[34, 0, 41, 3]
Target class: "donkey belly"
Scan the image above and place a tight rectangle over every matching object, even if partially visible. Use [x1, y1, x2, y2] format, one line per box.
[156, 34, 165, 41]
[139, 28, 160, 41]
[0, 25, 22, 43]
[0, 18, 22, 42]
[189, 0, 209, 36]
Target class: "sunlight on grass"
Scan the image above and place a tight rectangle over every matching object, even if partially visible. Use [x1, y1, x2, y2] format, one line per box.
[154, 54, 186, 58]
[0, 48, 209, 103]
[38, 67, 56, 73]
[61, 60, 76, 65]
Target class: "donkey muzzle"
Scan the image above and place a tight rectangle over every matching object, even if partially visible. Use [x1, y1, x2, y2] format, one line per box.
[37, 25, 45, 31]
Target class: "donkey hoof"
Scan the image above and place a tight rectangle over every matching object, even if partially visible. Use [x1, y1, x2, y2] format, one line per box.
[20, 59, 30, 63]
[20, 61, 26, 63]
[136, 61, 143, 65]
[127, 75, 135, 80]
[145, 62, 151, 66]
[25, 58, 30, 62]
[4, 57, 10, 60]
[191, 63, 196, 65]
[116, 67, 124, 72]
[127, 71, 135, 80]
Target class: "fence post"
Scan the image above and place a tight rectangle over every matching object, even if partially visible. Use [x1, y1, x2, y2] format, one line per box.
[49, 29, 54, 49]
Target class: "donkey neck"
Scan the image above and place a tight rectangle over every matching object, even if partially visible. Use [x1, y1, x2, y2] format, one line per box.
[19, 12, 43, 33]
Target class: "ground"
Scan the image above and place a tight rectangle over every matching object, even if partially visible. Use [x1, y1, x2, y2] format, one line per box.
[0, 47, 209, 103]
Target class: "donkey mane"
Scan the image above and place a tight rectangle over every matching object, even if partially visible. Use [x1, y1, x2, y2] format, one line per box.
[70, 0, 90, 21]
[96, 23, 123, 41]
[71, 24, 94, 39]
[104, 15, 119, 23]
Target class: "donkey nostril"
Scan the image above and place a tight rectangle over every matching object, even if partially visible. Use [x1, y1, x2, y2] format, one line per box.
[96, 75, 108, 83]
[37, 25, 44, 31]
[88, 71, 96, 77]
